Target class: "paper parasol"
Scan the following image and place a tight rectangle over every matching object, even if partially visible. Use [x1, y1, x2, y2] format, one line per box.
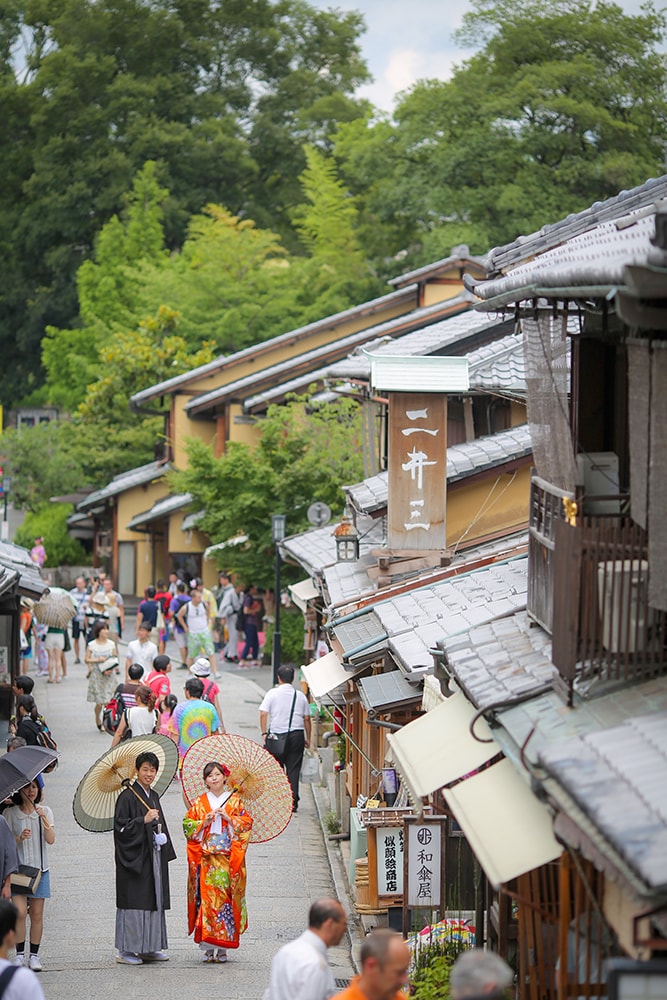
[33, 587, 76, 628]
[72, 734, 178, 833]
[181, 734, 293, 843]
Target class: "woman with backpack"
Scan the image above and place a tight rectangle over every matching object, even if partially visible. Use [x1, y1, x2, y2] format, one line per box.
[111, 686, 158, 747]
[15, 698, 47, 748]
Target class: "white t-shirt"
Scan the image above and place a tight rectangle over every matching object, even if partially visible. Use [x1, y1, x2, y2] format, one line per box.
[127, 705, 157, 736]
[184, 601, 209, 634]
[4, 805, 54, 872]
[125, 639, 158, 676]
[0, 958, 45, 1000]
[259, 684, 309, 734]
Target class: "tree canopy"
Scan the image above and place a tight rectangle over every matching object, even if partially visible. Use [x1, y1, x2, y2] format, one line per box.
[334, 0, 667, 260]
[171, 396, 365, 586]
[0, 0, 370, 401]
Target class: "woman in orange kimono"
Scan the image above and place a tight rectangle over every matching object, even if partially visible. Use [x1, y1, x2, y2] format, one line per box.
[183, 761, 253, 963]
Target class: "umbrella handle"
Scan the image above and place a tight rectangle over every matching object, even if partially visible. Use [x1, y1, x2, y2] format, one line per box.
[123, 782, 153, 814]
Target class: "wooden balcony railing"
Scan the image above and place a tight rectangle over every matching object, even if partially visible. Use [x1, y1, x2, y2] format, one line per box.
[528, 477, 667, 704]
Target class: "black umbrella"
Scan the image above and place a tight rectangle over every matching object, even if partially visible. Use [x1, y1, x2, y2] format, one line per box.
[0, 746, 60, 801]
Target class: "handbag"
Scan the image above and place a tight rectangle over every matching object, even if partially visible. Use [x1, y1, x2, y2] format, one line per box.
[10, 865, 42, 895]
[98, 656, 119, 674]
[265, 690, 297, 761]
[11, 809, 45, 895]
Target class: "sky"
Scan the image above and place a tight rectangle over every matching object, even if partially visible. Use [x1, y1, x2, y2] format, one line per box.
[310, 0, 653, 112]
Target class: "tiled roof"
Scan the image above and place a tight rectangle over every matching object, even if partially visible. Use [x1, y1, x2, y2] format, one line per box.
[323, 555, 379, 606]
[0, 542, 48, 598]
[77, 461, 169, 512]
[130, 283, 420, 407]
[126, 493, 192, 531]
[345, 424, 533, 515]
[468, 332, 526, 397]
[357, 672, 422, 713]
[388, 247, 488, 289]
[187, 295, 474, 415]
[280, 516, 383, 579]
[441, 608, 555, 708]
[328, 555, 529, 676]
[333, 613, 387, 664]
[540, 711, 667, 891]
[467, 176, 667, 306]
[323, 311, 512, 383]
[324, 529, 529, 611]
[486, 174, 667, 276]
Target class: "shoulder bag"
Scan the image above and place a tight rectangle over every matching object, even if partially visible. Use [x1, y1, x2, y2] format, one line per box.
[265, 690, 297, 760]
[11, 817, 43, 895]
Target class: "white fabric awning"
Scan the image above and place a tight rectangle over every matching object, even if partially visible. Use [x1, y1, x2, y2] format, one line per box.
[444, 759, 562, 888]
[387, 691, 499, 806]
[302, 651, 364, 700]
[289, 577, 319, 611]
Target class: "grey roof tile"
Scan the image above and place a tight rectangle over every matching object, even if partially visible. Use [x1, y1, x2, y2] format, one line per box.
[77, 461, 170, 512]
[540, 710, 667, 890]
[345, 423, 533, 515]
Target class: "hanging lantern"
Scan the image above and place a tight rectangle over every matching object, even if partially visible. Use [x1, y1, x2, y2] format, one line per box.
[333, 514, 359, 562]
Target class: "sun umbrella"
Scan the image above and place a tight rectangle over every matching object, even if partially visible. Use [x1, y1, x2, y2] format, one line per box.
[0, 746, 60, 802]
[72, 734, 178, 833]
[32, 587, 76, 628]
[181, 734, 293, 843]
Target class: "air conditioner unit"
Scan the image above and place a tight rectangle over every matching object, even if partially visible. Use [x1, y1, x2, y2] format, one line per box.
[576, 452, 620, 515]
[597, 559, 653, 654]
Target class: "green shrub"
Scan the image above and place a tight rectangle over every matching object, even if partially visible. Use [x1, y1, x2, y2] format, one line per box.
[14, 503, 87, 567]
[410, 940, 457, 1000]
[263, 607, 307, 665]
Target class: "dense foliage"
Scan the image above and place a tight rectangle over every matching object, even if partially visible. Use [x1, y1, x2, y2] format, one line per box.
[0, 0, 370, 400]
[333, 0, 667, 260]
[14, 503, 87, 566]
[171, 396, 365, 586]
[2, 0, 666, 528]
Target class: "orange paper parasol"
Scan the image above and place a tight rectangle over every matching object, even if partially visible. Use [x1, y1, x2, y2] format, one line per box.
[181, 734, 293, 843]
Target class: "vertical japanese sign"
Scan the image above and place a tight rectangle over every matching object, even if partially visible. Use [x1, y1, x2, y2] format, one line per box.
[376, 826, 404, 895]
[406, 822, 442, 907]
[387, 392, 447, 550]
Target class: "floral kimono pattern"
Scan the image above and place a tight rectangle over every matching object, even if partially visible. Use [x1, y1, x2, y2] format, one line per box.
[183, 791, 253, 949]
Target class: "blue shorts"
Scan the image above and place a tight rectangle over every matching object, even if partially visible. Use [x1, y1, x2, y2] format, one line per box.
[30, 869, 51, 899]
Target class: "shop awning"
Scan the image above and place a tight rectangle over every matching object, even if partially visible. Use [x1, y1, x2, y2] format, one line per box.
[387, 691, 499, 806]
[288, 578, 319, 611]
[444, 759, 562, 888]
[302, 651, 366, 700]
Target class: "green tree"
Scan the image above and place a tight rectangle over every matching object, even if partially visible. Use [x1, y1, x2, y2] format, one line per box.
[0, 0, 369, 402]
[42, 162, 170, 410]
[0, 422, 85, 512]
[290, 146, 381, 317]
[171, 395, 365, 586]
[14, 502, 87, 566]
[335, 0, 667, 263]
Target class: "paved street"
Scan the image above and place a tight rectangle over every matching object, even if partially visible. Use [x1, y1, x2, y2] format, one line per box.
[24, 638, 356, 999]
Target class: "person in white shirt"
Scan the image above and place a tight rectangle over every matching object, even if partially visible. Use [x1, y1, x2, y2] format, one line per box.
[125, 624, 158, 680]
[259, 665, 311, 813]
[263, 898, 347, 1000]
[0, 900, 44, 999]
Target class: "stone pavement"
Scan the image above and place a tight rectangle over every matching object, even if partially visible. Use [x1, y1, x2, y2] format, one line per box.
[25, 636, 357, 999]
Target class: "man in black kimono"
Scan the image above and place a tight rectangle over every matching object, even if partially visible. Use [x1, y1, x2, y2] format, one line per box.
[113, 751, 176, 965]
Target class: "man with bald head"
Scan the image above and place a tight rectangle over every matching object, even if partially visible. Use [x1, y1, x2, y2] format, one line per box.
[334, 929, 411, 1000]
[263, 898, 348, 1000]
[450, 949, 513, 999]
